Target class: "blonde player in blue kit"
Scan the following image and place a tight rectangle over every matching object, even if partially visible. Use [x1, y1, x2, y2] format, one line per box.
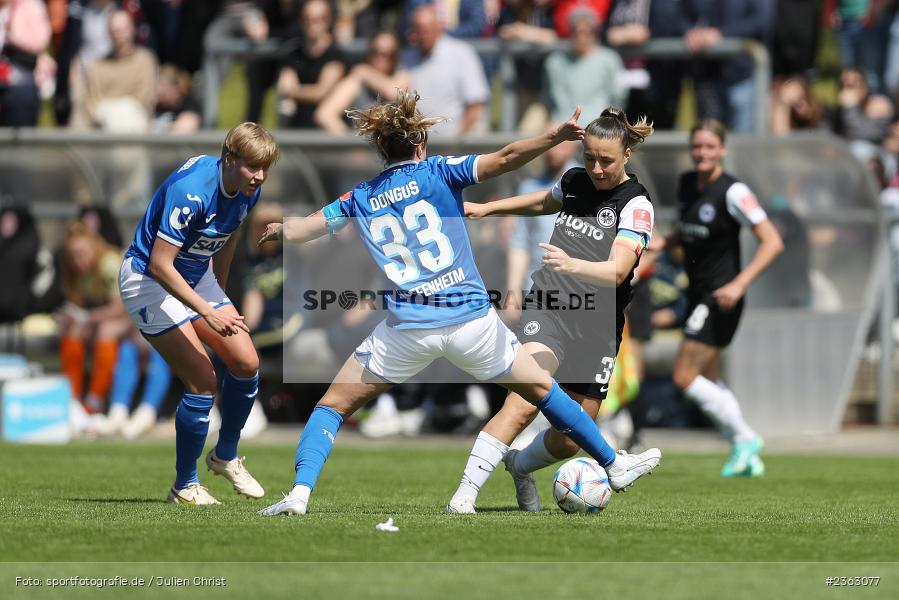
[119, 123, 279, 505]
[257, 91, 661, 516]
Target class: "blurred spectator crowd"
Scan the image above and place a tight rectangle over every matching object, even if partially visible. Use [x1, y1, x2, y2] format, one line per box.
[0, 1, 890, 140]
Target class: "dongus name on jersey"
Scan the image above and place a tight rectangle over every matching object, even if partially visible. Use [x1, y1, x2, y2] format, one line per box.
[557, 212, 605, 240]
[368, 181, 420, 210]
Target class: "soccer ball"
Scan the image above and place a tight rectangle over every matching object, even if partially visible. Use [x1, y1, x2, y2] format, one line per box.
[552, 457, 612, 514]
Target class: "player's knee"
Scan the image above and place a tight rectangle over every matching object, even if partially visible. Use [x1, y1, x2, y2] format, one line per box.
[502, 403, 538, 431]
[184, 370, 218, 396]
[230, 355, 259, 378]
[94, 321, 116, 340]
[672, 368, 694, 391]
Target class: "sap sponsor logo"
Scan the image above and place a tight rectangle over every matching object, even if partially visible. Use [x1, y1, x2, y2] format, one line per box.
[368, 181, 420, 210]
[189, 235, 231, 256]
[556, 212, 604, 240]
[169, 206, 194, 230]
[177, 155, 205, 173]
[680, 222, 710, 239]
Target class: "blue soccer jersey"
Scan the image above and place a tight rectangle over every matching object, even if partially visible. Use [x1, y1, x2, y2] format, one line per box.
[322, 155, 490, 329]
[125, 155, 261, 287]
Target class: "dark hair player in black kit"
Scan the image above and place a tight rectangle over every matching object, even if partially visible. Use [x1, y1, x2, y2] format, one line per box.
[661, 119, 784, 479]
[447, 107, 662, 513]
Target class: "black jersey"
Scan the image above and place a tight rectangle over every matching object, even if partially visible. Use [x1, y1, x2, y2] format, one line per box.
[677, 171, 768, 293]
[530, 168, 654, 313]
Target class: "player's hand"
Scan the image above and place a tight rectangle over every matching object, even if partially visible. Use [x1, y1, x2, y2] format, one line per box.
[258, 222, 283, 246]
[552, 106, 584, 143]
[464, 202, 489, 219]
[203, 307, 250, 337]
[712, 280, 746, 312]
[539, 243, 577, 274]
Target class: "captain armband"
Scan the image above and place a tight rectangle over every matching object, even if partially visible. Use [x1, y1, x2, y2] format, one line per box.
[322, 202, 350, 233]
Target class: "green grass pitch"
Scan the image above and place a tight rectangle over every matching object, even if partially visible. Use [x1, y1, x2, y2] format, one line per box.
[1, 441, 897, 599]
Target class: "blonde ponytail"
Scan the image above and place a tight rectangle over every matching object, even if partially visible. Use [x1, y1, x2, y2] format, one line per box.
[346, 89, 445, 163]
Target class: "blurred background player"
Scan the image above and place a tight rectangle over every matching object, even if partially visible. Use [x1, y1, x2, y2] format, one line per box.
[118, 122, 279, 505]
[257, 92, 660, 517]
[663, 119, 784, 478]
[448, 108, 658, 513]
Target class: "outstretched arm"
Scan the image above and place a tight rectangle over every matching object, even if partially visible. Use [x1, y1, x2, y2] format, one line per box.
[464, 190, 562, 218]
[476, 107, 584, 181]
[258, 210, 329, 246]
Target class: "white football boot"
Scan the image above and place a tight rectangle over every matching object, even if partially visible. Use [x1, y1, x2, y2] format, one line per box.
[205, 450, 265, 498]
[167, 483, 221, 505]
[606, 448, 662, 492]
[258, 490, 308, 516]
[502, 449, 541, 511]
[444, 498, 477, 514]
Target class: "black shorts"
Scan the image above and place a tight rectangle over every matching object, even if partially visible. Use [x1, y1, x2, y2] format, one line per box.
[515, 308, 623, 400]
[682, 292, 744, 347]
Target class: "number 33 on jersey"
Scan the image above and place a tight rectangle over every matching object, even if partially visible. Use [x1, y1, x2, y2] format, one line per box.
[322, 155, 490, 329]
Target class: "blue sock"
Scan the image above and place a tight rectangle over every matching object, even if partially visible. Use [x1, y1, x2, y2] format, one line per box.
[294, 405, 344, 489]
[174, 392, 214, 489]
[214, 371, 259, 461]
[108, 339, 139, 409]
[538, 380, 617, 467]
[137, 348, 171, 411]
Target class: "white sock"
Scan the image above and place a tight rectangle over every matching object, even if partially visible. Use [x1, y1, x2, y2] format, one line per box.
[450, 432, 509, 505]
[684, 376, 756, 443]
[288, 485, 311, 504]
[512, 429, 558, 474]
[716, 382, 757, 443]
